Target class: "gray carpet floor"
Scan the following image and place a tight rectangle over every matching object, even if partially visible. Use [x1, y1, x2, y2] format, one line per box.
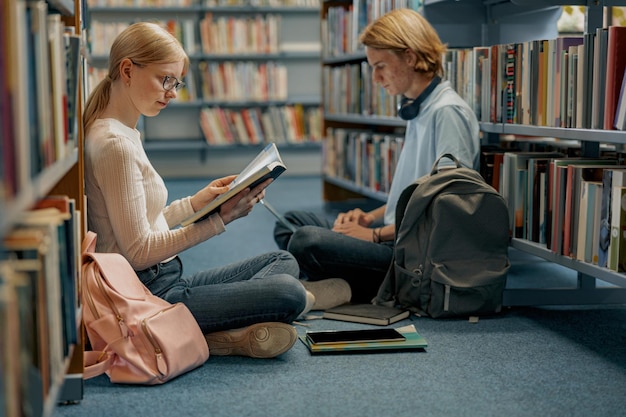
[52, 175, 626, 417]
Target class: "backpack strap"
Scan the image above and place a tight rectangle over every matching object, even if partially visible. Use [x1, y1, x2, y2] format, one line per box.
[83, 350, 114, 380]
[82, 230, 97, 254]
[375, 179, 421, 306]
[430, 153, 462, 175]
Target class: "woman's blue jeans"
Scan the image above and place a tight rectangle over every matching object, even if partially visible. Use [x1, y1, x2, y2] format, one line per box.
[136, 251, 306, 334]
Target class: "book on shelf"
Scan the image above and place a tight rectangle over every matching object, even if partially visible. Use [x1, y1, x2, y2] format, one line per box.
[3, 228, 53, 398]
[322, 303, 410, 326]
[64, 31, 82, 149]
[603, 26, 626, 130]
[33, 196, 80, 351]
[7, 207, 75, 395]
[597, 168, 626, 267]
[8, 0, 34, 191]
[588, 181, 604, 264]
[180, 143, 287, 227]
[501, 152, 564, 237]
[609, 185, 626, 271]
[549, 158, 616, 255]
[553, 36, 584, 127]
[299, 324, 427, 355]
[614, 61, 626, 131]
[28, 0, 55, 172]
[0, 260, 45, 417]
[575, 43, 586, 128]
[562, 163, 618, 257]
[47, 13, 69, 161]
[0, 265, 24, 417]
[582, 32, 595, 129]
[576, 179, 601, 263]
[591, 27, 608, 129]
[0, 0, 16, 199]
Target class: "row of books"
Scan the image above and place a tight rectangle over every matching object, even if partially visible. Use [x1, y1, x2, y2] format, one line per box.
[322, 62, 400, 118]
[90, 16, 320, 58]
[494, 151, 626, 271]
[323, 128, 404, 194]
[89, 59, 289, 106]
[1, 196, 82, 417]
[321, 0, 423, 58]
[1, 1, 82, 201]
[199, 104, 322, 145]
[444, 27, 626, 131]
[91, 17, 282, 57]
[199, 13, 282, 55]
[196, 60, 288, 102]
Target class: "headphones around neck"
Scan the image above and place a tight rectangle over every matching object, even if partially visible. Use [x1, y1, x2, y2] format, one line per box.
[397, 76, 442, 121]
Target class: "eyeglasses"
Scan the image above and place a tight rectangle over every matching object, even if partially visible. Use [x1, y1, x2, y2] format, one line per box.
[162, 75, 185, 92]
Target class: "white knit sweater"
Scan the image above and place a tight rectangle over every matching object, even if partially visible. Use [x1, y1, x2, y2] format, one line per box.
[84, 118, 225, 270]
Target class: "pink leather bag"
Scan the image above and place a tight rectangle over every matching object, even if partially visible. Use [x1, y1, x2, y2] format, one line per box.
[81, 231, 209, 384]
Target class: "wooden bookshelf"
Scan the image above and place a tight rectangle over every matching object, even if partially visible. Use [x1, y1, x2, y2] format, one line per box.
[1, 0, 86, 415]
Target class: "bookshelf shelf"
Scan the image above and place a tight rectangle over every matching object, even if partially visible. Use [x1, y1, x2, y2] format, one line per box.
[481, 123, 626, 144]
[510, 238, 626, 288]
[91, 52, 320, 61]
[0, 149, 79, 236]
[323, 175, 388, 201]
[143, 139, 321, 151]
[324, 113, 406, 127]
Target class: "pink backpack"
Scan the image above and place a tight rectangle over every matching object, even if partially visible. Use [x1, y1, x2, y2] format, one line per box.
[81, 232, 209, 384]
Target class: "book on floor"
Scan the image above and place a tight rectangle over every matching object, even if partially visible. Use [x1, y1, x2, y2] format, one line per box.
[180, 143, 286, 226]
[300, 324, 427, 355]
[306, 328, 406, 345]
[322, 303, 410, 326]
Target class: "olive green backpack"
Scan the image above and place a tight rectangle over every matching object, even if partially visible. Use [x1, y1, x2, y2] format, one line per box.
[374, 154, 510, 318]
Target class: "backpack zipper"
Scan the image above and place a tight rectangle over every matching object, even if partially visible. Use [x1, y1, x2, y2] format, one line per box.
[142, 306, 176, 376]
[90, 266, 130, 338]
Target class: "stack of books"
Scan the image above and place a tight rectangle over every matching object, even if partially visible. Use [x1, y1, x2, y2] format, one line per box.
[300, 324, 427, 355]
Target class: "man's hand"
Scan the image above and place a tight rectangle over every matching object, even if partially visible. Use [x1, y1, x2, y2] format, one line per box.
[332, 218, 373, 240]
[333, 208, 375, 228]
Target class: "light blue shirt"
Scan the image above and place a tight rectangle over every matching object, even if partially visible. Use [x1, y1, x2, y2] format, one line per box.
[383, 80, 480, 225]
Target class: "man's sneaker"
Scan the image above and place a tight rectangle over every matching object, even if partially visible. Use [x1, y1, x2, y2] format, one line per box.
[204, 322, 297, 358]
[301, 278, 352, 310]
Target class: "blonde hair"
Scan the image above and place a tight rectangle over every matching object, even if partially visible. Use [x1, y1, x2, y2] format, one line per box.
[358, 8, 446, 77]
[83, 22, 189, 132]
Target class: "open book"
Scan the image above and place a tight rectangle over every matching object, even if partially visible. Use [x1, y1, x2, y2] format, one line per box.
[180, 143, 286, 227]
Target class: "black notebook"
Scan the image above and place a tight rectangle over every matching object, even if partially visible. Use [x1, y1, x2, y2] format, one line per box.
[299, 324, 427, 355]
[322, 304, 410, 326]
